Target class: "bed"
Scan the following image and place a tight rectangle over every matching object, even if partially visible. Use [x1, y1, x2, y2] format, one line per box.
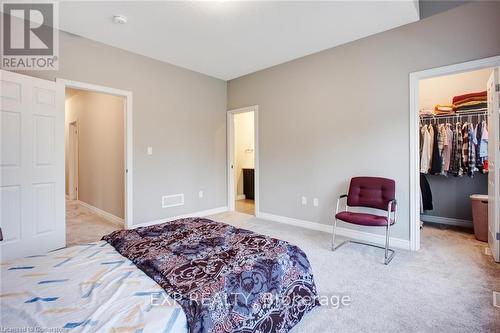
[1, 217, 318, 332]
[1, 241, 187, 332]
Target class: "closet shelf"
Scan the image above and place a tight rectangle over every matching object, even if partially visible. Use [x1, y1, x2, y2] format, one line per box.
[420, 110, 488, 120]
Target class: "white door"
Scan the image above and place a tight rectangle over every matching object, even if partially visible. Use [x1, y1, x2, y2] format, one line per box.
[0, 70, 65, 261]
[487, 67, 500, 262]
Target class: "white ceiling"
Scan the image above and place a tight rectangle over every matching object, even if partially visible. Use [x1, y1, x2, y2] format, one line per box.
[59, 1, 420, 80]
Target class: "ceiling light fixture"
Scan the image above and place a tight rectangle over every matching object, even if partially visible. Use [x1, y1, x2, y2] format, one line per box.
[112, 15, 128, 24]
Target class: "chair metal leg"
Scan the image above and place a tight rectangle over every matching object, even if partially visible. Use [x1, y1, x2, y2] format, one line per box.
[332, 219, 396, 264]
[384, 221, 394, 265]
[331, 218, 338, 251]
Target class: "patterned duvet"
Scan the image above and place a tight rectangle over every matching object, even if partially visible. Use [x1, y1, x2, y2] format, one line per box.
[103, 217, 319, 333]
[0, 241, 188, 332]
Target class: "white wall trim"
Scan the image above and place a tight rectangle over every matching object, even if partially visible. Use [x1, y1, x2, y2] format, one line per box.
[133, 206, 228, 229]
[409, 55, 500, 251]
[76, 200, 124, 228]
[420, 215, 473, 229]
[57, 78, 134, 229]
[227, 105, 259, 216]
[257, 211, 410, 250]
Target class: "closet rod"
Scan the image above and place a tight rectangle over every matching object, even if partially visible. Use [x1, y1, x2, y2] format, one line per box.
[420, 110, 488, 120]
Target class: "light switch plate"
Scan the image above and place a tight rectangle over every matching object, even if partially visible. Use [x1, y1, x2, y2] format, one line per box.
[147, 147, 153, 155]
[198, 190, 203, 198]
[301, 196, 307, 205]
[494, 291, 500, 308]
[313, 198, 319, 207]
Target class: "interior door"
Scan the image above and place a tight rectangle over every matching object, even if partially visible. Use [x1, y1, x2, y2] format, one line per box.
[487, 67, 500, 262]
[0, 70, 65, 261]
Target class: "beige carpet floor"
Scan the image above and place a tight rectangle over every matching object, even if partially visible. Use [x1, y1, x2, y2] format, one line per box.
[66, 200, 122, 246]
[209, 211, 500, 332]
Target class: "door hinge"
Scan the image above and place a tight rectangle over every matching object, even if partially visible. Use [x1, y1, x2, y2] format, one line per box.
[496, 83, 500, 92]
[497, 232, 500, 241]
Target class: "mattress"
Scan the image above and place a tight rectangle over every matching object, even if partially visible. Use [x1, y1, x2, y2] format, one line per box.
[0, 241, 188, 333]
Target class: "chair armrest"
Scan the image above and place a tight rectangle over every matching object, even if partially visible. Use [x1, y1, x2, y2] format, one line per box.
[336, 195, 348, 214]
[387, 199, 397, 215]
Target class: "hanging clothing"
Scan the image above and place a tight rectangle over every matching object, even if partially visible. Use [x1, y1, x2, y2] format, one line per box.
[420, 117, 487, 178]
[480, 120, 489, 172]
[476, 121, 483, 172]
[420, 125, 432, 173]
[428, 125, 434, 166]
[452, 122, 463, 176]
[420, 173, 433, 211]
[438, 124, 448, 174]
[468, 123, 478, 177]
[430, 124, 443, 175]
[443, 124, 454, 172]
[462, 123, 470, 174]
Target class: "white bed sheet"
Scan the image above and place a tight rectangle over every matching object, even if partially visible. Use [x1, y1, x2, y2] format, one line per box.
[0, 241, 188, 333]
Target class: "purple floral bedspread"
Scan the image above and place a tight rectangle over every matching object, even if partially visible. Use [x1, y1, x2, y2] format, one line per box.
[103, 217, 319, 333]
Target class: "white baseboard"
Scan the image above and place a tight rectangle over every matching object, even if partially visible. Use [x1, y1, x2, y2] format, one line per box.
[77, 200, 124, 227]
[420, 215, 473, 229]
[257, 211, 411, 250]
[132, 206, 229, 229]
[236, 194, 246, 200]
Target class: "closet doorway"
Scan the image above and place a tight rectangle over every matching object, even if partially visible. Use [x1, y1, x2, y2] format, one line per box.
[409, 56, 500, 263]
[227, 105, 259, 216]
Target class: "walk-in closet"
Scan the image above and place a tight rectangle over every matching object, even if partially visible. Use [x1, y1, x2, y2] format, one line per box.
[419, 68, 494, 244]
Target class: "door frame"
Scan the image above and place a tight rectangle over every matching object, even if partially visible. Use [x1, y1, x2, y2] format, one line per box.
[409, 55, 500, 251]
[57, 78, 133, 228]
[68, 120, 79, 200]
[227, 105, 259, 215]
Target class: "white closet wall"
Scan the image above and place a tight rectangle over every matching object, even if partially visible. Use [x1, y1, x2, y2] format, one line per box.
[420, 68, 491, 109]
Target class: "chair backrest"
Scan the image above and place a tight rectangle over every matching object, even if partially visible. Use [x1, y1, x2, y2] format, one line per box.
[347, 177, 395, 211]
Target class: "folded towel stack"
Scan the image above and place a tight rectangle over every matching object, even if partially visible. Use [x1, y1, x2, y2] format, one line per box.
[434, 104, 455, 115]
[453, 91, 487, 113]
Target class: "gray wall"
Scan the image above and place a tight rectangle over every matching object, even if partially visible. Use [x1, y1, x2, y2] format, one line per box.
[22, 32, 227, 226]
[419, 0, 470, 19]
[227, 2, 500, 240]
[422, 174, 487, 221]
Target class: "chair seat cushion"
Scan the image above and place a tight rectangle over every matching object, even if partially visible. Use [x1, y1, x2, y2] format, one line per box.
[335, 211, 394, 227]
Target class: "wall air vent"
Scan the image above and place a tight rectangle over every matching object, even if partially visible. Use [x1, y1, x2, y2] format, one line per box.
[162, 194, 184, 208]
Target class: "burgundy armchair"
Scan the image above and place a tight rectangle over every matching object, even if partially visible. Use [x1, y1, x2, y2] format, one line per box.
[332, 177, 397, 265]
